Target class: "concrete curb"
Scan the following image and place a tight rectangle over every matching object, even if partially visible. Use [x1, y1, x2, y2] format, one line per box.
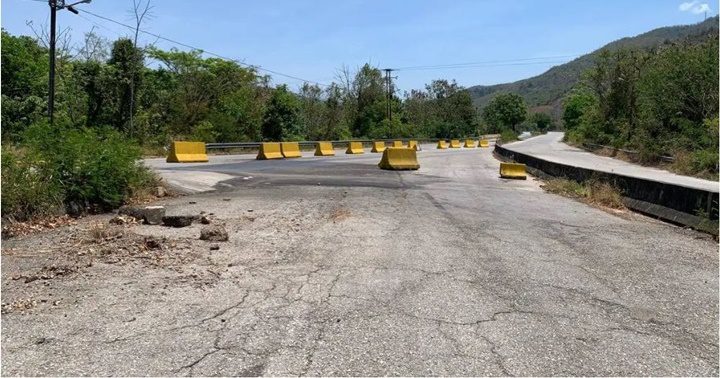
[494, 145, 719, 235]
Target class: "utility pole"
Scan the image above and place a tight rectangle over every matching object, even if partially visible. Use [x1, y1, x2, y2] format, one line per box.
[48, 0, 57, 124]
[383, 68, 396, 121]
[46, 0, 92, 124]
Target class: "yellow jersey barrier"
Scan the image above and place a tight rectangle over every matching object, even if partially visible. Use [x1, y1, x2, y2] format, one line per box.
[166, 141, 209, 163]
[408, 140, 419, 151]
[393, 140, 404, 148]
[371, 141, 386, 153]
[464, 139, 476, 148]
[280, 142, 302, 158]
[500, 162, 527, 180]
[479, 139, 490, 148]
[437, 140, 448, 149]
[346, 141, 365, 154]
[315, 141, 335, 156]
[257, 142, 284, 160]
[378, 147, 420, 170]
[449, 139, 461, 148]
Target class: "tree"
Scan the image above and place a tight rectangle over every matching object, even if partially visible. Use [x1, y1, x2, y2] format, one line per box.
[1, 30, 48, 141]
[298, 83, 325, 140]
[108, 38, 144, 133]
[77, 29, 109, 62]
[403, 79, 479, 138]
[351, 64, 386, 137]
[562, 89, 596, 130]
[261, 85, 300, 141]
[482, 93, 527, 132]
[528, 112, 555, 131]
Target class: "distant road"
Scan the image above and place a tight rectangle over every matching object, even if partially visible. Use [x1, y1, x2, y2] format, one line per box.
[503, 132, 718, 192]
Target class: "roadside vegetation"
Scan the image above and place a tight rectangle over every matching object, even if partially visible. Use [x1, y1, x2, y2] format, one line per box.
[541, 178, 625, 210]
[562, 35, 719, 179]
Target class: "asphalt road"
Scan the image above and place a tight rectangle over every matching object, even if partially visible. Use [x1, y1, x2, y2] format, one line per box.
[503, 132, 719, 192]
[3, 145, 718, 376]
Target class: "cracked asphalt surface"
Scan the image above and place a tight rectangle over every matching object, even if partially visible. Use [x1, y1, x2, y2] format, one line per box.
[2, 145, 718, 376]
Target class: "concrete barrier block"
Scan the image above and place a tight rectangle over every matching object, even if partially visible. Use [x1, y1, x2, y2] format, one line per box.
[166, 141, 209, 163]
[315, 142, 335, 156]
[371, 141, 386, 153]
[257, 142, 284, 160]
[346, 141, 365, 154]
[378, 147, 420, 170]
[280, 142, 302, 158]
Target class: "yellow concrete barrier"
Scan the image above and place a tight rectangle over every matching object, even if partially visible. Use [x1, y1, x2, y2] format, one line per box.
[314, 141, 335, 156]
[408, 140, 419, 150]
[479, 139, 490, 148]
[393, 140, 404, 148]
[280, 142, 302, 158]
[500, 162, 527, 180]
[371, 141, 386, 153]
[437, 140, 448, 149]
[346, 141, 365, 154]
[166, 141, 209, 163]
[257, 142, 284, 160]
[464, 139, 476, 148]
[449, 139, 461, 148]
[378, 147, 420, 170]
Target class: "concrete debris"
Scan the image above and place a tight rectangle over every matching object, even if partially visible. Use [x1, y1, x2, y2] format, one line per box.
[118, 205, 166, 225]
[162, 215, 194, 228]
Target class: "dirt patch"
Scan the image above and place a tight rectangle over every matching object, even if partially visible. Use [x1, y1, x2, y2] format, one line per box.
[329, 207, 352, 223]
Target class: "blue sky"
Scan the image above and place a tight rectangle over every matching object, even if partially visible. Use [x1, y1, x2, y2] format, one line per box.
[2, 0, 715, 92]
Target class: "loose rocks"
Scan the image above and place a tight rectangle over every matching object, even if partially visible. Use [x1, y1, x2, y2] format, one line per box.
[200, 225, 228, 242]
[162, 215, 194, 228]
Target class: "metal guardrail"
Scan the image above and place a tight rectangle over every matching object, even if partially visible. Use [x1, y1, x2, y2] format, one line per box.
[206, 135, 501, 150]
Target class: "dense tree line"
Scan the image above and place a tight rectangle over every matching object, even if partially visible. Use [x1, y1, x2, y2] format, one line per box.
[1, 29, 514, 146]
[562, 35, 719, 177]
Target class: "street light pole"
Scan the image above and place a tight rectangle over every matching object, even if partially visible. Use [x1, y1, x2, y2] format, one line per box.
[48, 0, 57, 124]
[46, 0, 91, 125]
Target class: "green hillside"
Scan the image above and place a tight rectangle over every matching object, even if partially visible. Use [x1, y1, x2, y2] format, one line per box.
[468, 16, 719, 116]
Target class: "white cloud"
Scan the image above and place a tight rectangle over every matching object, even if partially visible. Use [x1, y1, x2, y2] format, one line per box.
[679, 1, 712, 14]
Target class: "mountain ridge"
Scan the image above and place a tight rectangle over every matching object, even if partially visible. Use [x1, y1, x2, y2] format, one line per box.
[467, 16, 720, 117]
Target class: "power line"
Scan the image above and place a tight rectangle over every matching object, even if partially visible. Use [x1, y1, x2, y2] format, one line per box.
[77, 8, 330, 87]
[391, 55, 580, 71]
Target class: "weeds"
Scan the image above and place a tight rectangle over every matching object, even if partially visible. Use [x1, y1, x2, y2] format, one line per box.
[542, 178, 625, 210]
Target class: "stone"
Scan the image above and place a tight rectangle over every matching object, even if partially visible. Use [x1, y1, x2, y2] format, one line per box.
[200, 216, 211, 224]
[109, 215, 135, 225]
[200, 225, 228, 242]
[156, 186, 167, 197]
[118, 205, 166, 225]
[142, 206, 166, 225]
[162, 215, 194, 228]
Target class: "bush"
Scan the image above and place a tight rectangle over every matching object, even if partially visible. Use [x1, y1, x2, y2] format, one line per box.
[1, 147, 63, 220]
[2, 122, 157, 220]
[499, 129, 518, 143]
